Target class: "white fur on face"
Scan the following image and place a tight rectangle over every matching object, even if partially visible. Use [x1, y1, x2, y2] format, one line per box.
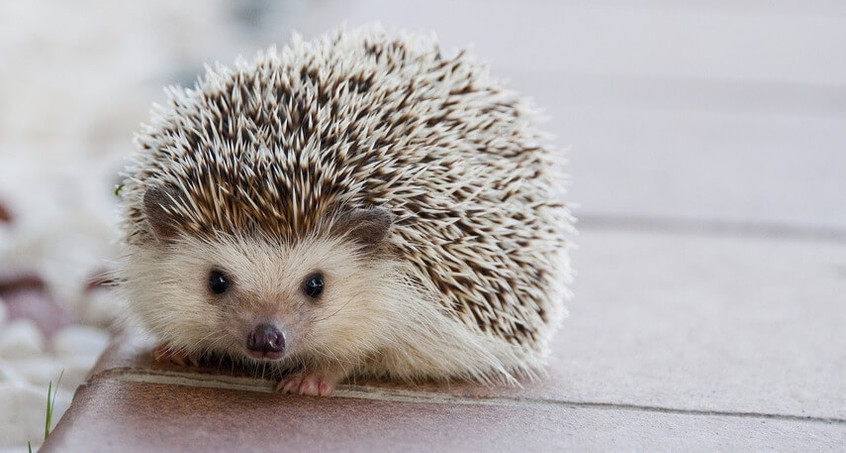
[120, 231, 540, 383]
[120, 233, 383, 362]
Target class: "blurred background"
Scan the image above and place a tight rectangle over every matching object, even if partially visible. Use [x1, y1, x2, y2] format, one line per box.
[1, 0, 844, 450]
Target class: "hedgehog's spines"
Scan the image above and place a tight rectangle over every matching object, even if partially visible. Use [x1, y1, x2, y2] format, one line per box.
[121, 25, 571, 373]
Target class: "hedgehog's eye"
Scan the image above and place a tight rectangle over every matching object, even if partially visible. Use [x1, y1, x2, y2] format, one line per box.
[208, 269, 230, 295]
[302, 273, 324, 299]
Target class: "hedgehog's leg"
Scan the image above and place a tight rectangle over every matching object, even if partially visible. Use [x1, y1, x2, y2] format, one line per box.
[151, 343, 201, 367]
[276, 364, 345, 397]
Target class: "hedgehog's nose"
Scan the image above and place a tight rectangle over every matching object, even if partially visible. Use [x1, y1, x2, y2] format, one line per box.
[247, 323, 286, 359]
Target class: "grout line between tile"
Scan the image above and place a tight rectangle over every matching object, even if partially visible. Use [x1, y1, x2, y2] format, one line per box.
[548, 400, 846, 426]
[104, 369, 846, 426]
[114, 370, 279, 393]
[577, 214, 846, 242]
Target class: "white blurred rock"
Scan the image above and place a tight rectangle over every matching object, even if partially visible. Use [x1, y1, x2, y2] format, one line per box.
[6, 357, 65, 390]
[54, 354, 100, 394]
[0, 360, 26, 384]
[0, 381, 48, 448]
[52, 324, 109, 358]
[72, 289, 121, 328]
[0, 319, 44, 358]
[0, 298, 8, 324]
[0, 378, 73, 450]
[1, 447, 38, 453]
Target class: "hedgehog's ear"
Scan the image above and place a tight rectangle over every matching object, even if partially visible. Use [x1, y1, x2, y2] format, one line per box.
[330, 207, 393, 250]
[143, 186, 181, 243]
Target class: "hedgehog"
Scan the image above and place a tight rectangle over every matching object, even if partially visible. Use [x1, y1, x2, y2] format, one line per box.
[117, 26, 572, 396]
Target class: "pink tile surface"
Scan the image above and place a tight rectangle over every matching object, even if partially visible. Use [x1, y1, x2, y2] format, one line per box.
[43, 375, 845, 452]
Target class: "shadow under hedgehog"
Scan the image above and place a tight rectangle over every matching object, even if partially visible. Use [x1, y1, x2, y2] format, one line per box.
[117, 25, 573, 397]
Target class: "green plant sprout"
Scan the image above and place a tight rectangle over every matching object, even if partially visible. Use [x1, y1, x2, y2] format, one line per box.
[28, 370, 64, 452]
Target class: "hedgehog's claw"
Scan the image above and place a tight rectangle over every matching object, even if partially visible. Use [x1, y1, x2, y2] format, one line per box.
[152, 344, 200, 367]
[276, 371, 336, 397]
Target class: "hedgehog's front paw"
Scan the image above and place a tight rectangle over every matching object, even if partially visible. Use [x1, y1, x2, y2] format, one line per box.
[152, 343, 201, 367]
[277, 371, 339, 397]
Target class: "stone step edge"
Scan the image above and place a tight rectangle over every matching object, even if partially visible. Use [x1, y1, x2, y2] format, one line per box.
[78, 365, 846, 426]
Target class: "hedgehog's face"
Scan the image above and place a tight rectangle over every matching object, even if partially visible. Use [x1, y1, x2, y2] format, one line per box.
[127, 187, 395, 369]
[156, 234, 385, 364]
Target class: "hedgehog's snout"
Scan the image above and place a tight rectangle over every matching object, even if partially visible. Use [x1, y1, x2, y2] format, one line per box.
[246, 323, 286, 360]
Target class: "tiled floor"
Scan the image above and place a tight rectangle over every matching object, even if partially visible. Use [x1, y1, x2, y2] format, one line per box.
[41, 380, 846, 452]
[43, 324, 846, 452]
[31, 1, 846, 451]
[42, 226, 846, 451]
